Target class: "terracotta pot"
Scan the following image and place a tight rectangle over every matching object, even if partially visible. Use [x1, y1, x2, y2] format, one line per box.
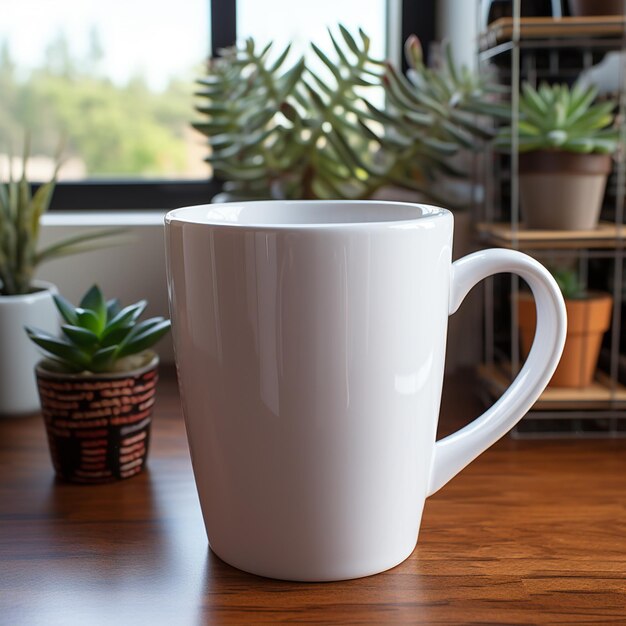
[35, 354, 159, 483]
[569, 0, 625, 16]
[518, 293, 612, 387]
[519, 151, 612, 230]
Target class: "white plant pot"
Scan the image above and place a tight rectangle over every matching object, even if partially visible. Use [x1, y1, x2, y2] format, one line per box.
[0, 281, 59, 416]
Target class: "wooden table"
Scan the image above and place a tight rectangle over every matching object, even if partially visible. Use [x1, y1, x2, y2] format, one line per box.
[1, 370, 625, 625]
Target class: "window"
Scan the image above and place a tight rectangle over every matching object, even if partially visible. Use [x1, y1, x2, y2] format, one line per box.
[1, 0, 210, 181]
[0, 0, 434, 209]
[237, 0, 387, 63]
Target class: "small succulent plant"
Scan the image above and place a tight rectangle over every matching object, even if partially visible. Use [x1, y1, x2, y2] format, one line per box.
[25, 285, 171, 373]
[552, 268, 587, 300]
[193, 26, 500, 204]
[496, 81, 619, 154]
[0, 138, 124, 296]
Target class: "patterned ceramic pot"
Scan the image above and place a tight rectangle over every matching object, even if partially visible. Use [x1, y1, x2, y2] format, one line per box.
[35, 353, 159, 484]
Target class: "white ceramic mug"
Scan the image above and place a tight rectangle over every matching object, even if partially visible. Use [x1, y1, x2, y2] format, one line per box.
[165, 201, 566, 582]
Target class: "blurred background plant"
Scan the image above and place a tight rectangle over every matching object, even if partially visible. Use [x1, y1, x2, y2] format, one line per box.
[0, 137, 125, 296]
[551, 267, 587, 300]
[193, 26, 507, 204]
[495, 81, 619, 154]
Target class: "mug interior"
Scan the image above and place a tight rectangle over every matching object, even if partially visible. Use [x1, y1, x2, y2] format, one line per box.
[166, 200, 447, 228]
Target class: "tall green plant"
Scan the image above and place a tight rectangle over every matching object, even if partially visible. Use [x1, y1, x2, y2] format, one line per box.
[193, 27, 500, 203]
[0, 139, 124, 296]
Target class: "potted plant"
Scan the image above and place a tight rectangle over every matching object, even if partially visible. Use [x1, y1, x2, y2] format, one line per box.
[25, 285, 171, 483]
[193, 27, 502, 205]
[518, 269, 612, 388]
[0, 140, 123, 416]
[496, 81, 619, 230]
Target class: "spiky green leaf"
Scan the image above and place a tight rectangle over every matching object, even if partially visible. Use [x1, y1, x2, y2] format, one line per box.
[53, 294, 78, 325]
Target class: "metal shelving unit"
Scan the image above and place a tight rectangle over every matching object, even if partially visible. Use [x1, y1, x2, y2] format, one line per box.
[474, 2, 626, 437]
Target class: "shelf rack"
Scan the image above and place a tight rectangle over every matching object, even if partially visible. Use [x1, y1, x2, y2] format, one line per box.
[474, 3, 626, 437]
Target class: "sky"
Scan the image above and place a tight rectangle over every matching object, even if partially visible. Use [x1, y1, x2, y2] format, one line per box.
[1, 0, 386, 89]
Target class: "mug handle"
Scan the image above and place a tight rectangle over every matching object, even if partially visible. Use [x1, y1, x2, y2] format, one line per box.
[428, 248, 567, 496]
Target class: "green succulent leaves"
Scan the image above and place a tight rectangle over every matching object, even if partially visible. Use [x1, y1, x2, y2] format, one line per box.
[193, 26, 499, 205]
[552, 268, 587, 300]
[497, 81, 619, 154]
[25, 285, 171, 373]
[0, 138, 126, 296]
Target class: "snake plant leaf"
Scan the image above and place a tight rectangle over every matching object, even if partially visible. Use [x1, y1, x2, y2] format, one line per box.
[34, 228, 127, 266]
[0, 138, 127, 295]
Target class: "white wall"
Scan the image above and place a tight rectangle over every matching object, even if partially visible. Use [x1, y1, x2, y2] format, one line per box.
[436, 0, 479, 70]
[37, 212, 175, 363]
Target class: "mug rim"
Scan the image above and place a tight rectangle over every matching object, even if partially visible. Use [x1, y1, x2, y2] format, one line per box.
[165, 200, 451, 230]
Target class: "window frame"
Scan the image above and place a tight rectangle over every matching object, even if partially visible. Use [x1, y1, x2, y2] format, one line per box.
[45, 0, 433, 211]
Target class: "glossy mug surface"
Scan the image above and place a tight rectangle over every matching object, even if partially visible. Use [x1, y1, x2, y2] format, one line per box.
[165, 201, 566, 581]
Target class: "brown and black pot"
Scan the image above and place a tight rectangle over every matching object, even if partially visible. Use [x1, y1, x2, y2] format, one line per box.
[519, 151, 612, 230]
[518, 292, 612, 388]
[35, 353, 159, 484]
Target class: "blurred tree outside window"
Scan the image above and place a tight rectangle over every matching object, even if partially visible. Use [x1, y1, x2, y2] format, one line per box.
[0, 0, 386, 184]
[0, 0, 210, 181]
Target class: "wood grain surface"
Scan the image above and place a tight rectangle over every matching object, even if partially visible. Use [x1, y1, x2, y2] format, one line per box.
[1, 369, 625, 625]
